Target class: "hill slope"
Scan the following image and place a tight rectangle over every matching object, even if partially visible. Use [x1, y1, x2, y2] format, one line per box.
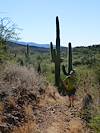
[0, 63, 93, 133]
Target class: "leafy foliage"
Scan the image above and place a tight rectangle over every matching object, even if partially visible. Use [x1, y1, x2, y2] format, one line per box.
[89, 115, 100, 133]
[0, 17, 20, 53]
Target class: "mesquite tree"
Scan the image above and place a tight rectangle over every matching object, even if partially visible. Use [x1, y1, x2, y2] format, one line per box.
[0, 17, 20, 52]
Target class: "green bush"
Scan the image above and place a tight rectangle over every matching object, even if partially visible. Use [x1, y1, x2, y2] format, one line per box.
[89, 115, 100, 133]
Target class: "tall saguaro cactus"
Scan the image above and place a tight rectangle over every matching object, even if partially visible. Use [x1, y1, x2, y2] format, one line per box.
[50, 16, 61, 87]
[62, 42, 73, 75]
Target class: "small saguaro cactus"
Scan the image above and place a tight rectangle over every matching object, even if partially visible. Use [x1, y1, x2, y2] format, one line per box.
[50, 42, 55, 62]
[50, 16, 61, 87]
[26, 44, 29, 57]
[62, 42, 73, 75]
[25, 44, 30, 58]
[37, 62, 41, 74]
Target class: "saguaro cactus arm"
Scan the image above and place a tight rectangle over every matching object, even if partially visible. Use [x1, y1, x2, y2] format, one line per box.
[68, 42, 72, 74]
[62, 65, 68, 76]
[62, 42, 73, 76]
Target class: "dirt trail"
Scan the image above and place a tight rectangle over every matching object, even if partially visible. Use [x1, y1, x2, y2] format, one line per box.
[33, 93, 88, 133]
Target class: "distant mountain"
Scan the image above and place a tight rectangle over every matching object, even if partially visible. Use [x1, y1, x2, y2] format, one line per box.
[8, 41, 66, 54]
[7, 41, 50, 54]
[7, 40, 100, 55]
[12, 41, 50, 48]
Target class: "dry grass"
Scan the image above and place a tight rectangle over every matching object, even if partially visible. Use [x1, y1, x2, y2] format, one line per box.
[24, 105, 33, 116]
[0, 102, 4, 124]
[12, 121, 37, 133]
[0, 63, 48, 98]
[0, 102, 4, 113]
[69, 118, 85, 133]
[0, 63, 48, 132]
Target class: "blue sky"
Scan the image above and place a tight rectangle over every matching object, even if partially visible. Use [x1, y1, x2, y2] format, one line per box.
[0, 0, 100, 47]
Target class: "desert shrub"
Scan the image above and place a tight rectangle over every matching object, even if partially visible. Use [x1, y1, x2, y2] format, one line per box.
[17, 58, 24, 66]
[73, 60, 81, 66]
[0, 64, 47, 97]
[94, 64, 100, 105]
[41, 63, 48, 74]
[0, 63, 49, 132]
[50, 64, 55, 74]
[36, 55, 42, 62]
[89, 115, 100, 133]
[95, 64, 100, 84]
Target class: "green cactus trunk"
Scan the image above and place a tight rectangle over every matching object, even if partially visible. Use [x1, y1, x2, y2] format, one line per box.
[68, 42, 72, 74]
[50, 42, 55, 62]
[55, 16, 60, 87]
[50, 16, 61, 87]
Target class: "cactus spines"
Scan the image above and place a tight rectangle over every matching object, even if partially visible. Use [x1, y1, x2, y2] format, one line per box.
[50, 16, 61, 87]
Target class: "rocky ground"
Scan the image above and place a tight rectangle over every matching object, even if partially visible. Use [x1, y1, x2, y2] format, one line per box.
[0, 64, 91, 133]
[31, 90, 90, 133]
[0, 86, 91, 133]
